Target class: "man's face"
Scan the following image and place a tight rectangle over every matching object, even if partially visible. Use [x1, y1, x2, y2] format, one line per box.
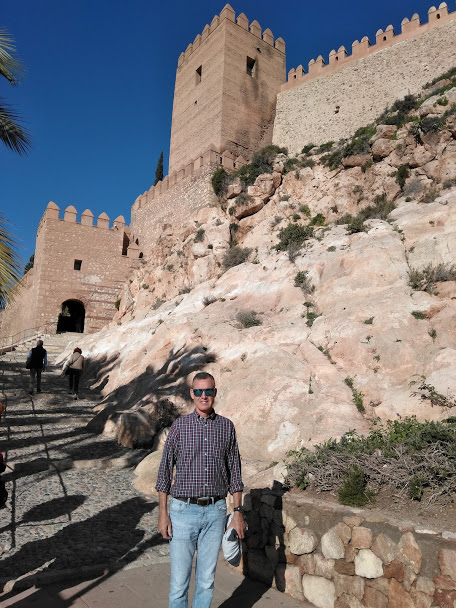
[190, 378, 217, 417]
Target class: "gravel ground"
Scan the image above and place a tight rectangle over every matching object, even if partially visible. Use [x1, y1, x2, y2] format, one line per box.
[0, 347, 169, 586]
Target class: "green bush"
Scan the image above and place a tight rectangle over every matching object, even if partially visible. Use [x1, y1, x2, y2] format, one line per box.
[114, 299, 121, 310]
[320, 149, 344, 170]
[343, 125, 376, 156]
[336, 194, 395, 234]
[286, 416, 456, 506]
[338, 466, 372, 507]
[377, 94, 418, 127]
[305, 309, 321, 327]
[276, 223, 313, 252]
[316, 141, 334, 153]
[396, 165, 410, 190]
[409, 475, 426, 501]
[299, 204, 311, 217]
[236, 144, 287, 187]
[234, 192, 253, 207]
[300, 157, 316, 169]
[294, 271, 315, 294]
[424, 66, 456, 89]
[309, 213, 326, 226]
[194, 228, 205, 242]
[409, 263, 456, 293]
[347, 217, 366, 234]
[223, 246, 252, 269]
[212, 167, 229, 196]
[344, 377, 365, 413]
[237, 310, 262, 328]
[411, 310, 427, 320]
[301, 143, 315, 155]
[284, 157, 299, 173]
[203, 295, 217, 307]
[420, 115, 445, 134]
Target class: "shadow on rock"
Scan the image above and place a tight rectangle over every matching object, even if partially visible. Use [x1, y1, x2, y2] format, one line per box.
[87, 344, 216, 438]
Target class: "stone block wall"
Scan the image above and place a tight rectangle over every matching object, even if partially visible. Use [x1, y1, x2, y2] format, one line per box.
[131, 160, 220, 257]
[0, 204, 140, 339]
[273, 7, 456, 153]
[240, 486, 456, 607]
[169, 5, 285, 174]
[0, 268, 38, 341]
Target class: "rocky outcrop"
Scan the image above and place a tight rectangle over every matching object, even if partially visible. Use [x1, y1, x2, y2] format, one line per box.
[57, 91, 456, 469]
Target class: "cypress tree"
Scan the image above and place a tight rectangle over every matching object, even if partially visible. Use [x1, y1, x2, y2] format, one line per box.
[154, 151, 164, 186]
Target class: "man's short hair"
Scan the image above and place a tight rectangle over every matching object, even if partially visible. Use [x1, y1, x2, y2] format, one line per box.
[37, 340, 43, 347]
[192, 372, 215, 387]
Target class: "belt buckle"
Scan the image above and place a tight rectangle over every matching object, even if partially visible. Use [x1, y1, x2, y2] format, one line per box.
[197, 496, 211, 507]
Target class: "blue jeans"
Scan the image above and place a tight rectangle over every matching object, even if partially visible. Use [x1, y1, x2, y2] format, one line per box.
[169, 497, 226, 608]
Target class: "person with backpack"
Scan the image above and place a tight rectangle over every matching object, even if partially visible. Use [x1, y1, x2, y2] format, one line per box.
[26, 339, 47, 395]
[63, 347, 86, 400]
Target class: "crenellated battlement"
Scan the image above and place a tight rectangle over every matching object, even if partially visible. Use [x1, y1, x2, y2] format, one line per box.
[39, 201, 126, 231]
[132, 147, 247, 212]
[283, 2, 454, 91]
[177, 3, 285, 69]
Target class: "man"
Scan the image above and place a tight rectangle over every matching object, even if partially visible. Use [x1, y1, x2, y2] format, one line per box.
[156, 372, 245, 608]
[26, 339, 47, 395]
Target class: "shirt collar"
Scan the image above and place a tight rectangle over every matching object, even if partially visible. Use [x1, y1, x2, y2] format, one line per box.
[192, 409, 216, 421]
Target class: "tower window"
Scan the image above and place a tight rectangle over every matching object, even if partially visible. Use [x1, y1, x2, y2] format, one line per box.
[74, 260, 82, 271]
[246, 57, 256, 76]
[196, 65, 202, 84]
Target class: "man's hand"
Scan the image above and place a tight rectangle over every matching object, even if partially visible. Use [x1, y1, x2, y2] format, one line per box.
[158, 511, 173, 539]
[227, 511, 246, 540]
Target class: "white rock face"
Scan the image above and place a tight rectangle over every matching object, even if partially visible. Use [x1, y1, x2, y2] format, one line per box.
[56, 127, 456, 471]
[302, 575, 335, 608]
[354, 549, 384, 578]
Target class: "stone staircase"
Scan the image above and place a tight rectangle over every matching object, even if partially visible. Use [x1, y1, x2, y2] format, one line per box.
[3, 332, 81, 368]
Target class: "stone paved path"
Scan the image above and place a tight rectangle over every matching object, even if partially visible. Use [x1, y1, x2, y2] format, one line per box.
[0, 337, 169, 589]
[0, 337, 315, 607]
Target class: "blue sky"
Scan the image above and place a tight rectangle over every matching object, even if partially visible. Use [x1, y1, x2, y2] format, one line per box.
[1, 0, 444, 267]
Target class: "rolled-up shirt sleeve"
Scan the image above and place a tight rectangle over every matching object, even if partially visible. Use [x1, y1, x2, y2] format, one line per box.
[155, 422, 178, 493]
[226, 424, 244, 494]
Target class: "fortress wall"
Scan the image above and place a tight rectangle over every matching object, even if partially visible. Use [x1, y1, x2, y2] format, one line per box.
[273, 11, 456, 153]
[220, 18, 286, 159]
[34, 211, 138, 333]
[169, 5, 285, 174]
[131, 162, 219, 257]
[169, 22, 226, 174]
[0, 205, 141, 340]
[0, 270, 37, 340]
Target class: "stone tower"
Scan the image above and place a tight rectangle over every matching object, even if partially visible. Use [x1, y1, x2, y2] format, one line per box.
[168, 4, 286, 175]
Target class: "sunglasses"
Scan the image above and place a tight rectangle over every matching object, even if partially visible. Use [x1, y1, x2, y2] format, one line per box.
[193, 388, 215, 397]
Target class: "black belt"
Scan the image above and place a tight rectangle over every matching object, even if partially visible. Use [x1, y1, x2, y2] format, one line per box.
[174, 495, 224, 507]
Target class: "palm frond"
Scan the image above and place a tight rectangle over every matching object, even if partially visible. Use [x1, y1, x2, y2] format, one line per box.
[0, 214, 22, 308]
[0, 99, 31, 155]
[0, 28, 25, 85]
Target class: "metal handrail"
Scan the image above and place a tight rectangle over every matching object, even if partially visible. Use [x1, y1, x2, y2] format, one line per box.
[0, 323, 55, 350]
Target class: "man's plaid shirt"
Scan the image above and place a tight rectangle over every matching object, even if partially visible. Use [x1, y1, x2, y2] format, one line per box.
[155, 410, 243, 497]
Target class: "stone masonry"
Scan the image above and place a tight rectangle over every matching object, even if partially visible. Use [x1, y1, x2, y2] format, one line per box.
[1, 203, 140, 337]
[241, 486, 456, 608]
[273, 4, 456, 152]
[168, 4, 286, 174]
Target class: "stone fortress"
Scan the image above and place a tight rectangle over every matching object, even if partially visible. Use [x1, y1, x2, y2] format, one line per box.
[2, 2, 455, 339]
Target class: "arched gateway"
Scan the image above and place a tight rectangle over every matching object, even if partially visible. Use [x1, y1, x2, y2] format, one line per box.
[57, 300, 85, 333]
